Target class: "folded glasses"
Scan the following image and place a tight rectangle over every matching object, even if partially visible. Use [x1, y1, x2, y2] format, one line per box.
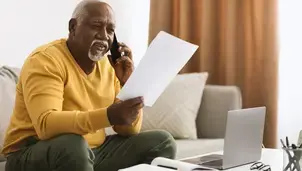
[250, 162, 271, 171]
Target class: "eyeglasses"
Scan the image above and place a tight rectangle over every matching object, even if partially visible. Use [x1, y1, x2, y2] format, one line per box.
[250, 162, 271, 171]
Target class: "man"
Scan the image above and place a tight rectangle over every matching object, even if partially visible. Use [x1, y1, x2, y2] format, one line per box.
[1, 0, 176, 170]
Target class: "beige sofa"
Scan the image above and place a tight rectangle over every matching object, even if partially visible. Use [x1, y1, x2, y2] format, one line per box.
[174, 85, 242, 159]
[0, 66, 242, 169]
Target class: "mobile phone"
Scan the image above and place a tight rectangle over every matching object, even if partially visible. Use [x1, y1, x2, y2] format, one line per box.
[110, 33, 121, 64]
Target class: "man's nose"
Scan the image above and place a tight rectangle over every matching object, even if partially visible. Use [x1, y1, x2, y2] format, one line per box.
[95, 28, 109, 40]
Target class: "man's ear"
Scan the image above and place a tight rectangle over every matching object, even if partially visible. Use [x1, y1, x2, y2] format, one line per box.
[68, 18, 77, 36]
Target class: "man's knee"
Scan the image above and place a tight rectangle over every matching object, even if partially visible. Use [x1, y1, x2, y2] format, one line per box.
[145, 130, 175, 142]
[139, 130, 177, 159]
[52, 133, 87, 148]
[49, 134, 94, 162]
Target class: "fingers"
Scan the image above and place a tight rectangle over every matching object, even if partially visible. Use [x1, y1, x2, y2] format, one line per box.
[118, 42, 132, 59]
[116, 56, 132, 64]
[133, 102, 144, 110]
[123, 96, 144, 107]
[116, 56, 134, 69]
[129, 100, 144, 116]
[127, 103, 143, 123]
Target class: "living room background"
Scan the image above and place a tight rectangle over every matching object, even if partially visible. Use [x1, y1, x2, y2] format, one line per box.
[0, 0, 301, 148]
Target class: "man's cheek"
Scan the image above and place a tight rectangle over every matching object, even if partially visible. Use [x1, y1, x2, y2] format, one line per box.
[80, 31, 94, 44]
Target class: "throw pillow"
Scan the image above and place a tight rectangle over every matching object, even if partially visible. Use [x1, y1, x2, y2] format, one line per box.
[0, 66, 19, 161]
[141, 72, 208, 139]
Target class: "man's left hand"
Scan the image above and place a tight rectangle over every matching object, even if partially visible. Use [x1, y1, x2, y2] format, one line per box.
[108, 42, 134, 86]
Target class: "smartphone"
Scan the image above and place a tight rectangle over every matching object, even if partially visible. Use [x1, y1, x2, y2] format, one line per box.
[110, 33, 121, 64]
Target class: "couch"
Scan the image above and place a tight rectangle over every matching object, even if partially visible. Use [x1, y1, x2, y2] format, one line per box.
[0, 66, 242, 170]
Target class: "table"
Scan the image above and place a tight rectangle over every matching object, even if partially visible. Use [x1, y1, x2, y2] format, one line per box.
[180, 148, 283, 170]
[122, 149, 283, 171]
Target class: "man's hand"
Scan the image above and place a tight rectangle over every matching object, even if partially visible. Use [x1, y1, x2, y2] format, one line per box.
[107, 97, 144, 125]
[108, 42, 134, 86]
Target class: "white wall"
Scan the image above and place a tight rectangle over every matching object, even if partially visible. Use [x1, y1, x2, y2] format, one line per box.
[278, 0, 302, 146]
[0, 0, 150, 67]
[103, 0, 150, 66]
[0, 0, 78, 67]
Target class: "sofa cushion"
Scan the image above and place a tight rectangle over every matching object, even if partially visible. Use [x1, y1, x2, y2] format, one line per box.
[141, 72, 208, 139]
[0, 66, 19, 162]
[175, 139, 224, 159]
[0, 161, 5, 171]
[196, 85, 242, 138]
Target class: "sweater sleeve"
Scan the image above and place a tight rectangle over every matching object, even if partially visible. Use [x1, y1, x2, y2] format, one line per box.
[112, 76, 143, 136]
[22, 53, 111, 140]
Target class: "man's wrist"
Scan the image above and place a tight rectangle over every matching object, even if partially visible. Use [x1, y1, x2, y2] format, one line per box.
[106, 108, 113, 125]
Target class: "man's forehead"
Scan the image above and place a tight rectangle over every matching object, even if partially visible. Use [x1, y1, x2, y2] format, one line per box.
[85, 3, 116, 23]
[89, 17, 116, 27]
[86, 3, 114, 17]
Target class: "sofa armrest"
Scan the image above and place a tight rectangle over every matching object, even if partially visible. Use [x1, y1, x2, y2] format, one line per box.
[196, 85, 242, 138]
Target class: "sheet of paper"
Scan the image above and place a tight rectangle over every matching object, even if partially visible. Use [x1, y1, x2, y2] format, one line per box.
[118, 164, 174, 171]
[117, 31, 199, 106]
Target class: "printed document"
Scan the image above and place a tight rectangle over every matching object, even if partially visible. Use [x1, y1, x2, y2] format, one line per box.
[117, 31, 199, 106]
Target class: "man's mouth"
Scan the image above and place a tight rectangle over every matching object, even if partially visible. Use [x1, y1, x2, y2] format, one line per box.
[92, 42, 108, 52]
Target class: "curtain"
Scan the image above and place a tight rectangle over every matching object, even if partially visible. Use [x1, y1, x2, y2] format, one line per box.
[149, 0, 278, 148]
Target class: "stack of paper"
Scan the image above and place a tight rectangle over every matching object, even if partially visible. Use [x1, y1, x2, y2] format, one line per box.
[117, 31, 199, 106]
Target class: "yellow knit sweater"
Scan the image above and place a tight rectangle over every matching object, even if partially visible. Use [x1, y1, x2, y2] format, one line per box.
[1, 39, 142, 155]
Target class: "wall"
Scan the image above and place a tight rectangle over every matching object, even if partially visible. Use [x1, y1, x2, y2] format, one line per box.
[0, 0, 78, 67]
[103, 0, 150, 66]
[0, 0, 150, 67]
[278, 0, 302, 146]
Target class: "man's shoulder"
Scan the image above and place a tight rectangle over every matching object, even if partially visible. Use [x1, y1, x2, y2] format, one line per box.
[24, 39, 68, 68]
[29, 39, 67, 58]
[20, 39, 68, 78]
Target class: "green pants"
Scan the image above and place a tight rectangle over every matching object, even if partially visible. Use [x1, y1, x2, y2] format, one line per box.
[5, 130, 176, 171]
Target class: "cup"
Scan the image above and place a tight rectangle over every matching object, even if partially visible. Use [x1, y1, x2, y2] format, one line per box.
[283, 147, 302, 171]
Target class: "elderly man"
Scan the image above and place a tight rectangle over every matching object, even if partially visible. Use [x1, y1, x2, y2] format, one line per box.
[1, 1, 176, 171]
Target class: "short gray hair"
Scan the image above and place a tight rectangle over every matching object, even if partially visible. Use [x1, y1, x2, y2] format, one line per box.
[71, 0, 105, 24]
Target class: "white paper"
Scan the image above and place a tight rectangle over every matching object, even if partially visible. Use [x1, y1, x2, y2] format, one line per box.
[118, 164, 174, 171]
[117, 31, 199, 106]
[151, 157, 214, 171]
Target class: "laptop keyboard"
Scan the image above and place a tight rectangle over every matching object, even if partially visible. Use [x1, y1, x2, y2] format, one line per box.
[201, 159, 223, 167]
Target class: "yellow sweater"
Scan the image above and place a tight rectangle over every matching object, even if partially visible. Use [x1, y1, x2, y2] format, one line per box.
[1, 39, 142, 155]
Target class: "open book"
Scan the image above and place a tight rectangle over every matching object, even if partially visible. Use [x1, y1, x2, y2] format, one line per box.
[119, 157, 214, 171]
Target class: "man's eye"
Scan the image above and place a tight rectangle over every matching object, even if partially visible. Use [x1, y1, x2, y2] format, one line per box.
[91, 24, 101, 29]
[93, 25, 100, 28]
[107, 28, 114, 33]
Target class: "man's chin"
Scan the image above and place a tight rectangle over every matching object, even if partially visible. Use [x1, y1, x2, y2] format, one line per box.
[88, 51, 106, 62]
[89, 55, 104, 62]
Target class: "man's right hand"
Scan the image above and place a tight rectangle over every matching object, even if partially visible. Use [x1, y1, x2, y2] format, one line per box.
[107, 97, 144, 125]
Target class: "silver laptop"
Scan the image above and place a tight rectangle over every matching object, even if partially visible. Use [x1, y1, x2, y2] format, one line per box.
[182, 107, 266, 170]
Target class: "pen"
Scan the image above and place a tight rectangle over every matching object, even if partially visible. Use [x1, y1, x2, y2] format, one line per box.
[157, 165, 177, 170]
[280, 139, 286, 148]
[286, 136, 290, 148]
[192, 168, 212, 170]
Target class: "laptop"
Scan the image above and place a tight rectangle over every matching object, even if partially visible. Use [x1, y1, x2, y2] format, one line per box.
[181, 107, 266, 170]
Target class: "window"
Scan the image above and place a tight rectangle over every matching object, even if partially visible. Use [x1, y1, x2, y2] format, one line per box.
[278, 0, 302, 145]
